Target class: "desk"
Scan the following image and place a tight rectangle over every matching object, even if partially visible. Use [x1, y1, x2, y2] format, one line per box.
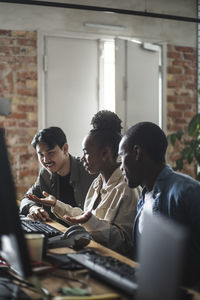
[22, 220, 200, 300]
[21, 220, 136, 300]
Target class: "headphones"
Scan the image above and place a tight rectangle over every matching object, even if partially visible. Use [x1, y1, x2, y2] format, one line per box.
[48, 225, 91, 250]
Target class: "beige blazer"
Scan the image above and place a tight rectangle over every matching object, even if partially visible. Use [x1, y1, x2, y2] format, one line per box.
[52, 167, 141, 256]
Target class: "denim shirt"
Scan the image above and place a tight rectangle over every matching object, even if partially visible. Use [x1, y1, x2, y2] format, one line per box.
[133, 165, 200, 285]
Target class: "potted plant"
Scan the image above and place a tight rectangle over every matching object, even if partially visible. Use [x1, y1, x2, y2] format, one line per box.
[167, 113, 200, 181]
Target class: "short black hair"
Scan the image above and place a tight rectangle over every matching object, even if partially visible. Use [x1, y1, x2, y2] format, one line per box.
[125, 122, 168, 164]
[90, 110, 122, 159]
[31, 127, 67, 149]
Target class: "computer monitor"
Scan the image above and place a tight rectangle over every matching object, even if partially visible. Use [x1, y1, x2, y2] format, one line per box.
[0, 128, 32, 278]
[136, 212, 188, 300]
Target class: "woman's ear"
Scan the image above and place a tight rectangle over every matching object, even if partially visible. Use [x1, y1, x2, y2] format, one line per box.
[102, 146, 112, 161]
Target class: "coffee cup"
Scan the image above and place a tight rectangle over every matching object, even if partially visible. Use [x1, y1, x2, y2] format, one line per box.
[25, 233, 45, 262]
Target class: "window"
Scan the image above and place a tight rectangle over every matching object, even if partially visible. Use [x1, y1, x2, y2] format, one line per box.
[99, 40, 115, 112]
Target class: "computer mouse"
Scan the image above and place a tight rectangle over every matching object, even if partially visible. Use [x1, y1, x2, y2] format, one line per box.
[47, 225, 91, 250]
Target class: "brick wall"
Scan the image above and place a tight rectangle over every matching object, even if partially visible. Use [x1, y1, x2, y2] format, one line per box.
[0, 30, 38, 203]
[167, 45, 197, 177]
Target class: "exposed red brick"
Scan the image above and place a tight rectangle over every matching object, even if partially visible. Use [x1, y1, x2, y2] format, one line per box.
[17, 88, 37, 97]
[185, 83, 197, 89]
[167, 67, 182, 74]
[19, 169, 38, 177]
[174, 103, 192, 110]
[183, 53, 197, 61]
[19, 137, 34, 144]
[184, 111, 196, 118]
[0, 119, 16, 127]
[7, 72, 14, 93]
[184, 68, 197, 76]
[20, 153, 34, 162]
[0, 38, 13, 46]
[0, 63, 7, 70]
[10, 112, 27, 119]
[17, 104, 35, 112]
[167, 81, 182, 88]
[174, 90, 191, 96]
[0, 46, 20, 55]
[167, 95, 177, 102]
[172, 75, 193, 82]
[17, 71, 37, 80]
[170, 117, 187, 125]
[16, 39, 37, 47]
[168, 111, 183, 118]
[7, 128, 28, 137]
[18, 120, 38, 127]
[175, 46, 194, 53]
[0, 30, 11, 36]
[12, 145, 28, 153]
[168, 52, 182, 59]
[167, 45, 197, 178]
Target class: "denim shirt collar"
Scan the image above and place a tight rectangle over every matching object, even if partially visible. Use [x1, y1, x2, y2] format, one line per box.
[139, 165, 173, 212]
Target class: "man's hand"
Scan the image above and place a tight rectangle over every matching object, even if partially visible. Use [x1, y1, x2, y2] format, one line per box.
[27, 192, 57, 207]
[28, 205, 50, 222]
[64, 210, 92, 224]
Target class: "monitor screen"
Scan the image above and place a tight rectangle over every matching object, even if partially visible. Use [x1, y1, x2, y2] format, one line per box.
[0, 128, 32, 279]
[136, 212, 187, 300]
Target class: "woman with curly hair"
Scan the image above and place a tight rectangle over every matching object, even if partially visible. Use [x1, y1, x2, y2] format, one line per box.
[28, 111, 141, 257]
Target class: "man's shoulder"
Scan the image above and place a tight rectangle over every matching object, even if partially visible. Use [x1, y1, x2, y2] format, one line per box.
[38, 167, 54, 180]
[169, 168, 200, 186]
[70, 155, 86, 173]
[158, 165, 200, 194]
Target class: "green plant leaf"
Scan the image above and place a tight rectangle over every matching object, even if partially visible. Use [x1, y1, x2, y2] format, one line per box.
[194, 146, 200, 164]
[188, 114, 200, 137]
[181, 146, 191, 159]
[176, 158, 183, 170]
[171, 134, 177, 145]
[176, 130, 184, 140]
[187, 151, 193, 164]
[167, 130, 184, 145]
[168, 113, 200, 180]
[196, 172, 200, 181]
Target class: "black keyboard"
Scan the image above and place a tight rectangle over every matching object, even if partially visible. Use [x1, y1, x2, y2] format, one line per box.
[68, 249, 138, 295]
[21, 219, 63, 238]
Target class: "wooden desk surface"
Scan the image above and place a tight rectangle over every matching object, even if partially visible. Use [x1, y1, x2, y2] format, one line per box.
[48, 220, 137, 268]
[23, 220, 200, 300]
[20, 220, 136, 299]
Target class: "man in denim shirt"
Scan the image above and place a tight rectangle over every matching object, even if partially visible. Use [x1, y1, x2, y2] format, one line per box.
[119, 121, 200, 287]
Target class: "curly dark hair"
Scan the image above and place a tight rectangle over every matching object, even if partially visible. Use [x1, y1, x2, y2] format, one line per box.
[89, 110, 122, 159]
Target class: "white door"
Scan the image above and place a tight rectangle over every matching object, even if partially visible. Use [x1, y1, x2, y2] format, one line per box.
[115, 39, 161, 133]
[43, 35, 98, 156]
[40, 35, 162, 156]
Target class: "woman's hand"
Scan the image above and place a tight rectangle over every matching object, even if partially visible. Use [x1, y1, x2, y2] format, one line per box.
[64, 210, 92, 224]
[27, 191, 57, 207]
